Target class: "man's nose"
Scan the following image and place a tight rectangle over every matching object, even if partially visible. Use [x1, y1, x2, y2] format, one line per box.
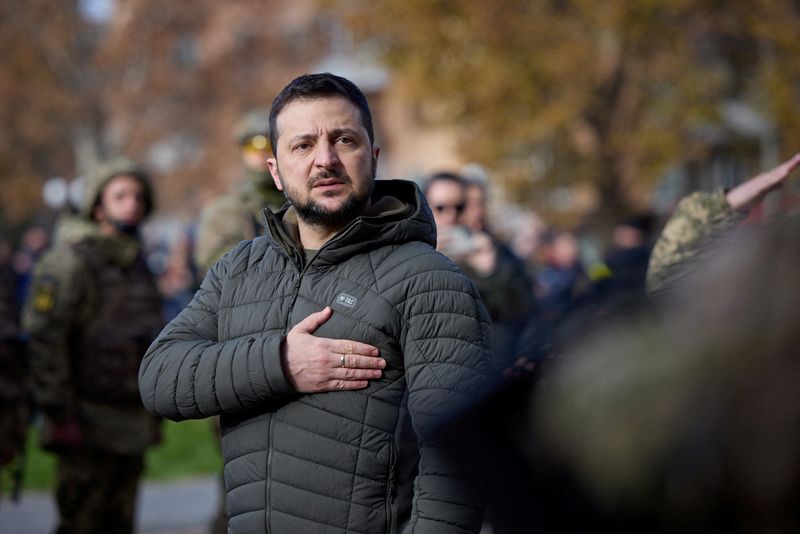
[313, 141, 339, 168]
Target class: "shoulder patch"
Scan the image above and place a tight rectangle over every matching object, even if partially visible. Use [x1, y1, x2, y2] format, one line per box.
[31, 277, 58, 314]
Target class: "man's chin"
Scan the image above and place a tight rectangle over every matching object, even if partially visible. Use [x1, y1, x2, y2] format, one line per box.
[296, 193, 369, 228]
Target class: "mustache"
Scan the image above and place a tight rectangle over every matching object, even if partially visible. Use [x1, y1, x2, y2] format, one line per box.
[308, 169, 350, 187]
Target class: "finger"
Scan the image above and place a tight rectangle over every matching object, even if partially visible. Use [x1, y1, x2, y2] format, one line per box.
[329, 380, 370, 391]
[333, 367, 384, 381]
[334, 353, 386, 369]
[292, 307, 333, 334]
[332, 339, 380, 357]
[773, 153, 800, 180]
[786, 153, 800, 174]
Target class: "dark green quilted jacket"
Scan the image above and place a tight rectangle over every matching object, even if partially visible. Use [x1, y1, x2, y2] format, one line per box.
[140, 180, 493, 533]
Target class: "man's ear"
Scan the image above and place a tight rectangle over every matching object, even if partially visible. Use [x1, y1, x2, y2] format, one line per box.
[267, 158, 284, 192]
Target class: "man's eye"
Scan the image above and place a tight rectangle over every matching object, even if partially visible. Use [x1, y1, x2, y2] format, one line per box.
[294, 143, 311, 151]
[337, 137, 354, 145]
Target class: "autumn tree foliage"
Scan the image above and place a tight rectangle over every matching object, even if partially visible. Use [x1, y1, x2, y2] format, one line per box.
[1, 0, 330, 226]
[339, 0, 800, 219]
[0, 0, 89, 223]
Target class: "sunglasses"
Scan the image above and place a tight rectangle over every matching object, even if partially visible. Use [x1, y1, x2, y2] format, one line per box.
[434, 203, 465, 214]
[242, 134, 271, 154]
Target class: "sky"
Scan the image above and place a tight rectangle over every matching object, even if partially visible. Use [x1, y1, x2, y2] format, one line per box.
[79, 0, 114, 23]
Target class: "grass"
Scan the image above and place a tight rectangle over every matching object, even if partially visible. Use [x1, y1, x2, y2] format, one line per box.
[3, 418, 222, 492]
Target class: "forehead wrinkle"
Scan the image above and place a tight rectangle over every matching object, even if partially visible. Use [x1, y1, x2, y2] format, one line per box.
[276, 97, 365, 138]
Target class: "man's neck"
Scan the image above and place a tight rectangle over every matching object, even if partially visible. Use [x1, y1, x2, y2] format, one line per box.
[297, 221, 342, 250]
[97, 220, 138, 239]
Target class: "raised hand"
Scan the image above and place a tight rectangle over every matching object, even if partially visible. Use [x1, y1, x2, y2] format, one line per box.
[726, 153, 800, 211]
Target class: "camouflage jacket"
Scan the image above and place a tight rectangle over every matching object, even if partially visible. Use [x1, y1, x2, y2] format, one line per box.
[22, 221, 162, 454]
[193, 178, 285, 274]
[646, 189, 745, 297]
[0, 263, 29, 465]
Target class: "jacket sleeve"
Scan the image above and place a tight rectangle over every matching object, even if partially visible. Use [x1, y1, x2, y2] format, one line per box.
[646, 189, 745, 297]
[401, 258, 494, 533]
[22, 247, 87, 420]
[138, 247, 295, 421]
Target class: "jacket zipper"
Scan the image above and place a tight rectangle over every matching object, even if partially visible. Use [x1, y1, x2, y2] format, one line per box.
[265, 414, 275, 533]
[385, 442, 397, 533]
[268, 257, 302, 534]
[264, 214, 364, 532]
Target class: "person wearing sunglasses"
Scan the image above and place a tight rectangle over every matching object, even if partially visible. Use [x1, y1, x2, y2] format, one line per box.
[424, 172, 537, 378]
[194, 108, 287, 275]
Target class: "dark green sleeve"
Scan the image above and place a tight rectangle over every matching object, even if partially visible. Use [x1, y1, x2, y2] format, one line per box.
[22, 247, 88, 419]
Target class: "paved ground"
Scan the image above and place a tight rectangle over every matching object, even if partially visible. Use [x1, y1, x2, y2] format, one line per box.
[0, 475, 220, 534]
[1, 477, 497, 533]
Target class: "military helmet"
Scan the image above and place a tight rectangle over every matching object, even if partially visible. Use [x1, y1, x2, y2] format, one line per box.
[81, 157, 154, 220]
[234, 107, 271, 150]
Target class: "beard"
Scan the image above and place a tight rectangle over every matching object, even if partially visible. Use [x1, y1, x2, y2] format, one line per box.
[281, 166, 375, 230]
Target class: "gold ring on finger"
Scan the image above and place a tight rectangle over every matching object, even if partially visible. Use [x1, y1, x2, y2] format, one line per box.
[340, 354, 346, 368]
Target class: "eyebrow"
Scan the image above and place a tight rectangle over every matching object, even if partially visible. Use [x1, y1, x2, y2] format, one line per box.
[286, 127, 363, 146]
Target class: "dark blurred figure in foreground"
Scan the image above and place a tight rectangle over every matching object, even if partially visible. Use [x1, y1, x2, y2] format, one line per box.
[0, 253, 29, 501]
[23, 159, 163, 534]
[441, 154, 800, 533]
[424, 172, 537, 375]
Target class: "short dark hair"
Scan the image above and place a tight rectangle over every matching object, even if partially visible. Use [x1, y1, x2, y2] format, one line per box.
[423, 172, 468, 195]
[269, 73, 375, 156]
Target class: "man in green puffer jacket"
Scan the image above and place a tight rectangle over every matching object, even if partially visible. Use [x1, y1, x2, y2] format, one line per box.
[140, 73, 494, 533]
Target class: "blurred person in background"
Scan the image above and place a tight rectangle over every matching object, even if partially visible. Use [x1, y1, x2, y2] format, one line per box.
[534, 229, 589, 323]
[155, 232, 196, 322]
[0, 248, 29, 501]
[11, 224, 49, 305]
[601, 213, 655, 301]
[193, 107, 286, 275]
[424, 172, 538, 375]
[557, 214, 657, 341]
[23, 158, 163, 534]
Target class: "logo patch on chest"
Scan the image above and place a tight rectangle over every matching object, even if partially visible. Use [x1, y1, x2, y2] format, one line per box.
[335, 293, 358, 308]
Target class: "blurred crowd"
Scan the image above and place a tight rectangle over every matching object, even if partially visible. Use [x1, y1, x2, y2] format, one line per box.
[1, 104, 799, 533]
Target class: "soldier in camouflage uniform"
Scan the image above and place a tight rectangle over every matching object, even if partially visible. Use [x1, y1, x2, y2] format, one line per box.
[647, 153, 800, 297]
[194, 108, 286, 274]
[23, 158, 163, 534]
[0, 259, 28, 496]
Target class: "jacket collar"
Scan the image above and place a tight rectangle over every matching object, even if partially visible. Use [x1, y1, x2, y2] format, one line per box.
[262, 179, 436, 267]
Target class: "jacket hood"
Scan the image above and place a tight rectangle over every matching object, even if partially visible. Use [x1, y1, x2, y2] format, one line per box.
[81, 158, 154, 220]
[263, 179, 437, 266]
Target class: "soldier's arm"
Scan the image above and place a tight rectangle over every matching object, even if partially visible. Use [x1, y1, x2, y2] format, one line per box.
[193, 196, 256, 275]
[139, 243, 295, 421]
[401, 254, 494, 534]
[647, 153, 800, 296]
[22, 248, 87, 420]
